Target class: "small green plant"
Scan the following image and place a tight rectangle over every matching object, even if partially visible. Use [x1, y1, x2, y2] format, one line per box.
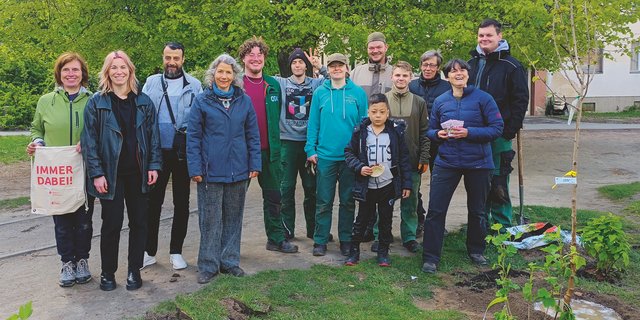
[6, 301, 32, 320]
[581, 213, 631, 276]
[484, 224, 521, 319]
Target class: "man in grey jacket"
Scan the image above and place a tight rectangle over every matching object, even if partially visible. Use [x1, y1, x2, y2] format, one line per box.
[274, 48, 327, 241]
[141, 42, 202, 270]
[350, 32, 393, 97]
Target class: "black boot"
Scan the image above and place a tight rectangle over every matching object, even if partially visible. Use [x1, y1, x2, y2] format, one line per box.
[344, 243, 360, 266]
[377, 245, 391, 267]
[126, 270, 142, 291]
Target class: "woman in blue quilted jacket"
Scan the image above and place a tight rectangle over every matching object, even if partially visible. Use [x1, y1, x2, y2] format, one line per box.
[421, 59, 503, 274]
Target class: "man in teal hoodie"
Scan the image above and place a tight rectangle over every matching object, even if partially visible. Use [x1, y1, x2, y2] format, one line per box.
[305, 53, 368, 256]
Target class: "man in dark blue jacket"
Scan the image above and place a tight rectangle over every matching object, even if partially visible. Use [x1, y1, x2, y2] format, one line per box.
[468, 19, 529, 228]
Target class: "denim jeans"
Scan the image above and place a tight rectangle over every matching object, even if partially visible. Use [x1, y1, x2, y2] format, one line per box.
[280, 140, 316, 238]
[53, 196, 95, 263]
[197, 180, 248, 274]
[100, 174, 148, 274]
[147, 149, 191, 255]
[313, 158, 355, 244]
[353, 184, 395, 248]
[422, 165, 491, 264]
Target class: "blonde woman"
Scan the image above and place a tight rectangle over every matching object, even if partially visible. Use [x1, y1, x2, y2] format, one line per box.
[81, 50, 161, 291]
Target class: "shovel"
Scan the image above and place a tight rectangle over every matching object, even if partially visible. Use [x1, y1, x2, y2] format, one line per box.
[516, 130, 528, 224]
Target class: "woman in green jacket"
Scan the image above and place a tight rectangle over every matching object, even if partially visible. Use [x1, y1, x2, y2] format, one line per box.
[27, 52, 94, 288]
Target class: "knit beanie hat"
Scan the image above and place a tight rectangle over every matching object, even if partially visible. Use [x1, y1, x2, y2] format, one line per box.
[288, 48, 312, 70]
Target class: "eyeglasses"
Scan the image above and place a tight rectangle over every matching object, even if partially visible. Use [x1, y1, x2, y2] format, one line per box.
[422, 63, 439, 69]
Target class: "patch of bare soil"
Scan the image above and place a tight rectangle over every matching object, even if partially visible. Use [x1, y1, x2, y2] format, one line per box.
[219, 298, 269, 320]
[415, 269, 638, 320]
[0, 161, 30, 200]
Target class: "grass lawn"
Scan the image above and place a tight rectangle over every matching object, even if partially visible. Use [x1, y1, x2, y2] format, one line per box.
[597, 182, 640, 200]
[0, 136, 30, 164]
[581, 109, 640, 119]
[144, 203, 640, 319]
[0, 197, 30, 210]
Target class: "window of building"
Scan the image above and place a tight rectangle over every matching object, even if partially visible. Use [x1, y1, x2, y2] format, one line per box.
[631, 43, 640, 73]
[582, 102, 596, 112]
[580, 48, 603, 74]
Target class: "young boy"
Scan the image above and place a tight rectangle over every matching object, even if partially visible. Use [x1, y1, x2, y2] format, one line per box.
[344, 94, 412, 266]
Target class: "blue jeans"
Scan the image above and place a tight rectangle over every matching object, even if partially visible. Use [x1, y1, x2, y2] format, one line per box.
[422, 165, 491, 264]
[313, 158, 355, 244]
[53, 196, 95, 263]
[197, 180, 248, 274]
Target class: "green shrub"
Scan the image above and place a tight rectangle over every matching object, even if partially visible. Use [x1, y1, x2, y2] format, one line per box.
[581, 213, 631, 275]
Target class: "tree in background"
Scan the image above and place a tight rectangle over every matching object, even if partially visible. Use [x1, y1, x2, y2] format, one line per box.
[2, 0, 635, 129]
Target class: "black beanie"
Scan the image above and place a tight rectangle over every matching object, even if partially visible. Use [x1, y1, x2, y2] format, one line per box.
[288, 48, 312, 71]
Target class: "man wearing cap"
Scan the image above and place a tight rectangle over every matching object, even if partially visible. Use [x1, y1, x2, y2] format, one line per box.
[351, 32, 393, 97]
[385, 61, 429, 253]
[238, 36, 299, 253]
[467, 19, 529, 229]
[142, 42, 202, 270]
[305, 53, 368, 256]
[274, 48, 327, 241]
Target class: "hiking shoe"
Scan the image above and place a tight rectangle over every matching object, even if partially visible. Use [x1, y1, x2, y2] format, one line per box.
[221, 266, 245, 277]
[402, 240, 421, 253]
[99, 272, 116, 291]
[422, 262, 437, 274]
[266, 240, 299, 253]
[344, 245, 360, 266]
[59, 261, 76, 287]
[197, 271, 217, 284]
[377, 250, 391, 267]
[75, 258, 92, 284]
[141, 252, 156, 270]
[170, 254, 188, 270]
[469, 254, 489, 266]
[126, 270, 143, 291]
[312, 243, 327, 256]
[339, 241, 351, 256]
[370, 241, 379, 253]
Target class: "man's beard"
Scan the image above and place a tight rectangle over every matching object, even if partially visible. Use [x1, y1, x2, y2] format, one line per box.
[164, 66, 183, 79]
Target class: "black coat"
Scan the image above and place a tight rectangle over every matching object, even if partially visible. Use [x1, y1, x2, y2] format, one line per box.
[344, 118, 413, 202]
[408, 73, 451, 115]
[468, 48, 529, 140]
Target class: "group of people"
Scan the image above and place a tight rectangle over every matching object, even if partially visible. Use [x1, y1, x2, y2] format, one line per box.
[27, 18, 529, 290]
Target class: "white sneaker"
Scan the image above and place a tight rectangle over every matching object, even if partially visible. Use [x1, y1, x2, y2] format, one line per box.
[170, 254, 187, 270]
[141, 252, 157, 270]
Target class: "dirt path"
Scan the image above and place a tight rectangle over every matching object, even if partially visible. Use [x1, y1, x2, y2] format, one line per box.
[0, 125, 638, 319]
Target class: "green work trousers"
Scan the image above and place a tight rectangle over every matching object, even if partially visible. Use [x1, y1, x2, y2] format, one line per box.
[485, 137, 513, 228]
[313, 158, 355, 245]
[280, 140, 316, 238]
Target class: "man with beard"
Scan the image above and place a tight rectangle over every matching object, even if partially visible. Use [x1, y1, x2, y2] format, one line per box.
[408, 50, 451, 236]
[351, 32, 394, 249]
[351, 32, 393, 97]
[468, 19, 529, 229]
[239, 36, 299, 253]
[142, 42, 202, 270]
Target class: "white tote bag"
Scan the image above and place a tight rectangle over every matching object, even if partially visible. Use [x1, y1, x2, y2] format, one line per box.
[30, 146, 86, 215]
